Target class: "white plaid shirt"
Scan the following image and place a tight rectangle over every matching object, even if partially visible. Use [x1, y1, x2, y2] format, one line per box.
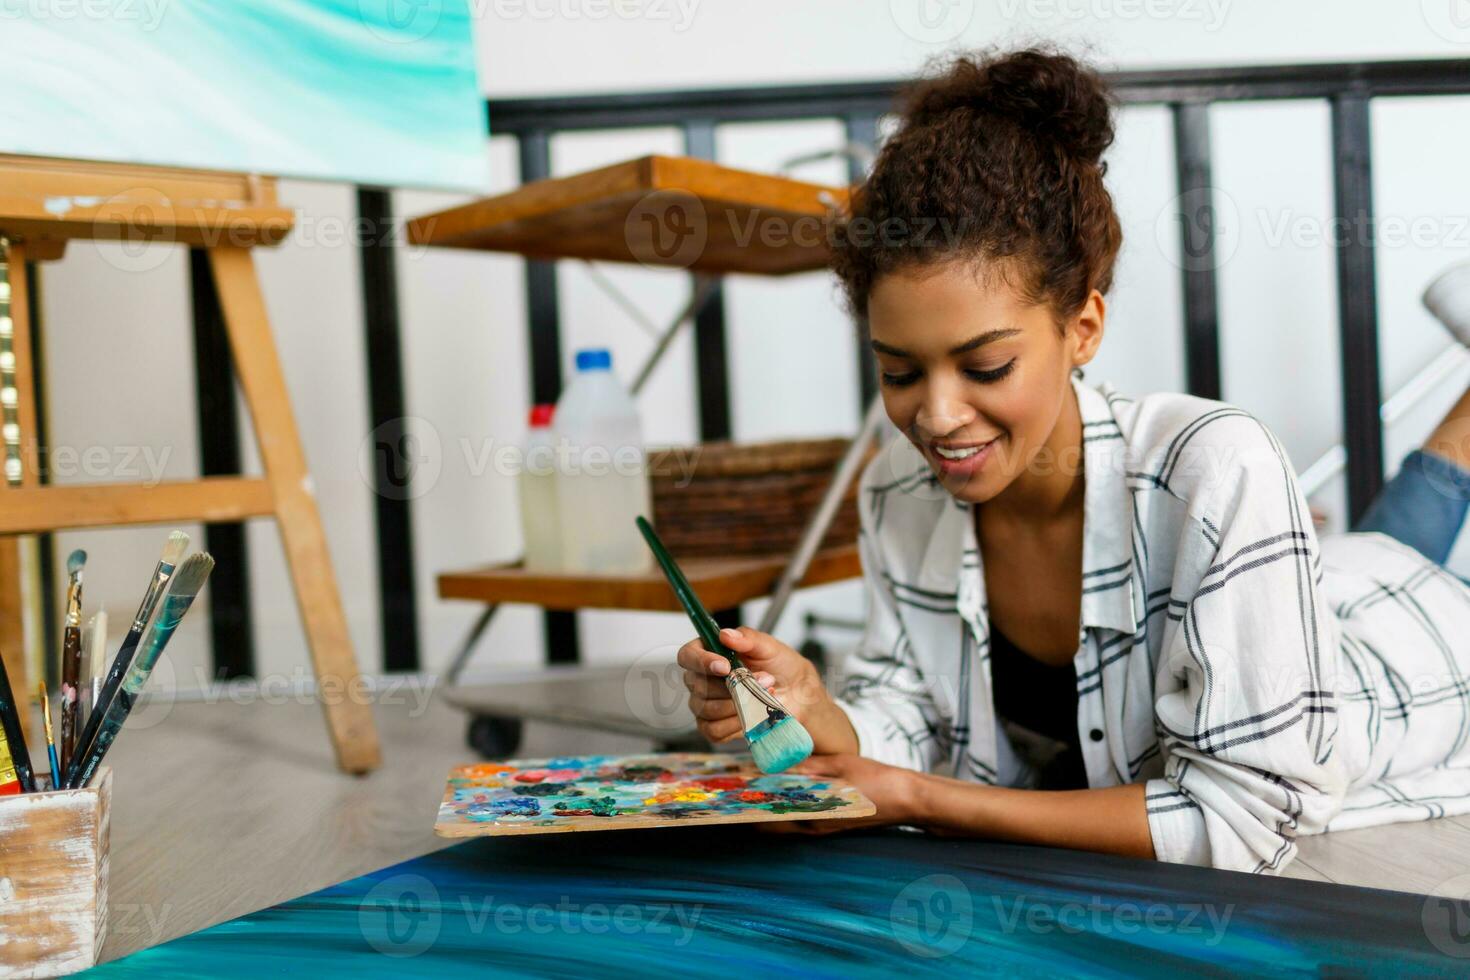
[837, 377, 1470, 874]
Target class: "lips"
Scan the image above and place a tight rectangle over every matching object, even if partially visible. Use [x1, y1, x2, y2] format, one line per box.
[934, 444, 985, 460]
[927, 436, 1000, 477]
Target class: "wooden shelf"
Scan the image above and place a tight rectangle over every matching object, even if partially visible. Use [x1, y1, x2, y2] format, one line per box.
[405, 155, 848, 276]
[437, 544, 862, 612]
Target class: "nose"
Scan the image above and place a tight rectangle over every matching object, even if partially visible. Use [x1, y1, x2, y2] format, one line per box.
[913, 379, 976, 441]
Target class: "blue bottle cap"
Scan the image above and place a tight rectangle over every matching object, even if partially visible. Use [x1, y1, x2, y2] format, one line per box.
[575, 348, 612, 372]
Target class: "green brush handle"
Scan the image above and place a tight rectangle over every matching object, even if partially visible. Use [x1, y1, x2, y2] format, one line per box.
[635, 517, 745, 671]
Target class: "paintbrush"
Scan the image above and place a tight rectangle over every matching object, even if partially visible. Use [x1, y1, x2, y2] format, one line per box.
[66, 530, 188, 788]
[635, 516, 812, 775]
[68, 553, 213, 789]
[0, 647, 36, 793]
[58, 548, 85, 772]
[39, 683, 59, 791]
[81, 611, 108, 727]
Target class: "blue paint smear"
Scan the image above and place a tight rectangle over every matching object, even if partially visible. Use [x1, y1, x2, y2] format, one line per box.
[87, 831, 1470, 978]
[0, 0, 486, 190]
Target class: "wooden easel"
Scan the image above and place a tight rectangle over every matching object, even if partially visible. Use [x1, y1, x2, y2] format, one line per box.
[0, 155, 380, 774]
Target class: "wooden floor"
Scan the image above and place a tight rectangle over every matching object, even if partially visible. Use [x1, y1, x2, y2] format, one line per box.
[99, 689, 1470, 964]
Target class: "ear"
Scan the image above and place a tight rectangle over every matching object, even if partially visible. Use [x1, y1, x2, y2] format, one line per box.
[1069, 290, 1106, 368]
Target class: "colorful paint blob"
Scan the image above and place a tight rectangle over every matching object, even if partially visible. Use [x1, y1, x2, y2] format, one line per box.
[434, 752, 873, 837]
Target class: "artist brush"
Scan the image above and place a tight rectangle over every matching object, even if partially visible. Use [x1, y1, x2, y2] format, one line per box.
[81, 611, 108, 727]
[58, 548, 86, 773]
[69, 553, 213, 789]
[39, 683, 59, 791]
[0, 647, 36, 793]
[635, 516, 812, 775]
[66, 530, 188, 788]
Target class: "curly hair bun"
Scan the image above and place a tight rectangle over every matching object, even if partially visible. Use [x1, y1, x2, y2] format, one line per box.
[905, 48, 1115, 165]
[830, 46, 1124, 320]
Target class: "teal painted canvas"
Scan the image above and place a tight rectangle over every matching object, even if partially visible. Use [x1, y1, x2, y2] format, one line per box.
[0, 0, 487, 190]
[90, 831, 1470, 977]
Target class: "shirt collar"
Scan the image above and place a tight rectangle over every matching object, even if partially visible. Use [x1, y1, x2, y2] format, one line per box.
[1074, 377, 1140, 637]
[925, 377, 1139, 637]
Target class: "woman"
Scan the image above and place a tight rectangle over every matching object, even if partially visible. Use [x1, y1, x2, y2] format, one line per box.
[677, 47, 1470, 875]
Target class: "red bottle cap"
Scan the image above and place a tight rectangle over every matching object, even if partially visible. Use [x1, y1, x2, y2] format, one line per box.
[528, 404, 555, 428]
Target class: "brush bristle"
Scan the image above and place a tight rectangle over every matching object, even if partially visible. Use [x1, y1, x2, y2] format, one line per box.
[161, 530, 190, 567]
[67, 549, 86, 576]
[168, 553, 214, 597]
[748, 715, 814, 775]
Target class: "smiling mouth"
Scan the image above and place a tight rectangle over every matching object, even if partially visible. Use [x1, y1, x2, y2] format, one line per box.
[930, 438, 998, 461]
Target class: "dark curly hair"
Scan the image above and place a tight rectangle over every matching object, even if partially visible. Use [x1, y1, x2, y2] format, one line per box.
[831, 47, 1123, 327]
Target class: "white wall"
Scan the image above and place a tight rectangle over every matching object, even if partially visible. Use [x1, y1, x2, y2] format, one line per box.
[34, 1, 1470, 688]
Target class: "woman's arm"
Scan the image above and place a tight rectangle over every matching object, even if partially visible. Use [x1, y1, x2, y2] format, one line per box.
[915, 771, 1155, 859]
[792, 754, 1155, 861]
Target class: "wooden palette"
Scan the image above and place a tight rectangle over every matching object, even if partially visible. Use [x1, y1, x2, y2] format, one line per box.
[434, 752, 875, 837]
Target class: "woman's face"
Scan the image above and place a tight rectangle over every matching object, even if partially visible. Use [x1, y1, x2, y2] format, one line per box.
[867, 259, 1104, 506]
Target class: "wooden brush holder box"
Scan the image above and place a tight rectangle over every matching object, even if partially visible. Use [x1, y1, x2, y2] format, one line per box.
[0, 769, 111, 977]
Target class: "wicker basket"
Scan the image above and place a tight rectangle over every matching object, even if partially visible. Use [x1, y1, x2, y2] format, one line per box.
[648, 437, 874, 558]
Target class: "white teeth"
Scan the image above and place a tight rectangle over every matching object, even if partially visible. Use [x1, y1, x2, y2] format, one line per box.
[935, 444, 984, 460]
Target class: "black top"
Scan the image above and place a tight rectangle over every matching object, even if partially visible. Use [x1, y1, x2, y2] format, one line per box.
[988, 622, 1088, 790]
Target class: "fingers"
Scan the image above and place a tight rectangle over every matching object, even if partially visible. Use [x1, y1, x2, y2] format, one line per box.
[697, 715, 745, 743]
[682, 668, 728, 702]
[687, 685, 734, 725]
[676, 638, 730, 678]
[682, 668, 774, 696]
[678, 636, 773, 716]
[686, 676, 771, 719]
[676, 632, 781, 749]
[717, 627, 787, 666]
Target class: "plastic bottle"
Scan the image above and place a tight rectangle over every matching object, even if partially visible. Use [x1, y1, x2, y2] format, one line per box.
[553, 349, 653, 573]
[519, 404, 562, 572]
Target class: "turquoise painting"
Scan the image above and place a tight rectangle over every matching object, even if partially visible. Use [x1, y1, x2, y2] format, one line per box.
[0, 0, 487, 190]
[90, 830, 1470, 976]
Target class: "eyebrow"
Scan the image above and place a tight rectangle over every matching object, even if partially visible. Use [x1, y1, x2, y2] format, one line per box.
[870, 328, 1022, 359]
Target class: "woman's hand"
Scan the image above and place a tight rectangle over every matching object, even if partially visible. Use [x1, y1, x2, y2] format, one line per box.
[762, 754, 928, 834]
[676, 627, 859, 754]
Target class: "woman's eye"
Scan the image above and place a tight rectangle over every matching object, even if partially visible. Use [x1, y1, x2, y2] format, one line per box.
[965, 360, 1016, 384]
[880, 370, 921, 388]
